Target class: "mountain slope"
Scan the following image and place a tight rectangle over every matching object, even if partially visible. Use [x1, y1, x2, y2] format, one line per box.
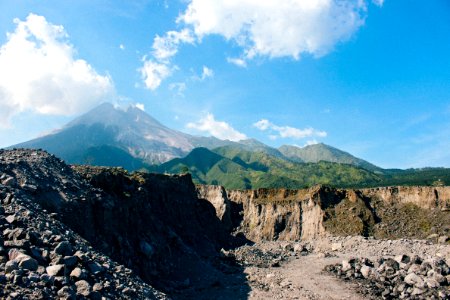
[279, 143, 381, 172]
[158, 147, 383, 189]
[13, 103, 235, 166]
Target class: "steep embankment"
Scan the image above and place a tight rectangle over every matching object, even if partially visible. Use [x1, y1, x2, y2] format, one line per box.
[198, 184, 450, 242]
[0, 149, 247, 298]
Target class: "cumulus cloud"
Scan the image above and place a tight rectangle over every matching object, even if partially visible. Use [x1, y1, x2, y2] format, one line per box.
[187, 113, 247, 141]
[201, 66, 214, 80]
[305, 139, 319, 146]
[140, 60, 172, 90]
[142, 0, 383, 89]
[152, 29, 194, 61]
[253, 119, 327, 140]
[180, 0, 370, 60]
[140, 29, 194, 90]
[0, 13, 113, 124]
[227, 57, 247, 68]
[253, 119, 271, 131]
[135, 103, 145, 111]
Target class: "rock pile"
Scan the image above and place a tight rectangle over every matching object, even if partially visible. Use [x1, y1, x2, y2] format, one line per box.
[325, 255, 450, 299]
[0, 174, 166, 299]
[0, 149, 242, 298]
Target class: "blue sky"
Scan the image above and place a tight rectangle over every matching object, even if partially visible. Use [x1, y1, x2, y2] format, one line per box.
[0, 0, 449, 168]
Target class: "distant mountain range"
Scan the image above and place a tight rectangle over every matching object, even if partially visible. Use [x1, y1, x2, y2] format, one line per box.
[11, 103, 450, 189]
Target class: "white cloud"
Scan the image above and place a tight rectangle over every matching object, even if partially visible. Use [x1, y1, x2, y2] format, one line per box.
[119, 44, 125, 50]
[135, 103, 145, 111]
[273, 125, 327, 139]
[180, 0, 370, 60]
[201, 66, 214, 80]
[305, 139, 319, 146]
[141, 0, 382, 88]
[253, 119, 327, 140]
[0, 13, 113, 125]
[140, 29, 194, 90]
[253, 119, 271, 131]
[140, 60, 172, 90]
[187, 113, 247, 141]
[152, 29, 194, 61]
[227, 57, 247, 68]
[169, 82, 186, 96]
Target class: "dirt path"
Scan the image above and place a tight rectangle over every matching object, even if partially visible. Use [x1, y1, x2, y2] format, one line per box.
[179, 237, 450, 299]
[246, 254, 365, 300]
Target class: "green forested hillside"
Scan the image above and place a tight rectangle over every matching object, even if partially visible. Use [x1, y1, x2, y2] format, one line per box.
[157, 147, 384, 189]
[156, 146, 450, 190]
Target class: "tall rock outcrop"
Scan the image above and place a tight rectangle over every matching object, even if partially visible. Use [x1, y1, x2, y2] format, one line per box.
[198, 184, 450, 242]
[0, 149, 240, 296]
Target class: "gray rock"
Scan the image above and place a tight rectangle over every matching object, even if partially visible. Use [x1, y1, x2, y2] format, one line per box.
[63, 255, 78, 268]
[404, 273, 425, 288]
[5, 260, 19, 273]
[57, 286, 76, 300]
[75, 279, 91, 296]
[438, 235, 449, 244]
[425, 277, 439, 288]
[341, 259, 352, 272]
[69, 267, 86, 280]
[92, 282, 103, 292]
[17, 255, 38, 271]
[46, 264, 65, 276]
[88, 261, 103, 275]
[360, 265, 372, 278]
[54, 241, 73, 256]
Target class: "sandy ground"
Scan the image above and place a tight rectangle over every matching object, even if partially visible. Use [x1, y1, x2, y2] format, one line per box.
[178, 236, 450, 300]
[246, 254, 365, 300]
[247, 237, 450, 299]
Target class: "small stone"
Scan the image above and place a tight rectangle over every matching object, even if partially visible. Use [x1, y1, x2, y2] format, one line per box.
[92, 282, 103, 292]
[5, 215, 16, 224]
[438, 236, 449, 244]
[394, 254, 410, 265]
[360, 265, 371, 278]
[46, 264, 65, 276]
[2, 176, 15, 186]
[40, 273, 54, 284]
[54, 241, 73, 256]
[63, 255, 78, 268]
[411, 287, 424, 295]
[341, 260, 352, 272]
[70, 267, 83, 279]
[18, 255, 38, 271]
[331, 242, 342, 251]
[57, 286, 76, 300]
[88, 262, 103, 275]
[75, 280, 91, 296]
[5, 260, 19, 273]
[404, 273, 425, 288]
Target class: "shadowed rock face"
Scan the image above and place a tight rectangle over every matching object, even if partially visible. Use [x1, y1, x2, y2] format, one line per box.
[198, 185, 450, 242]
[0, 149, 249, 298]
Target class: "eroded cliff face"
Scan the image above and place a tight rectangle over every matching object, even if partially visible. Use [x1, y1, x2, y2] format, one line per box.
[0, 149, 239, 295]
[360, 186, 450, 209]
[199, 185, 450, 242]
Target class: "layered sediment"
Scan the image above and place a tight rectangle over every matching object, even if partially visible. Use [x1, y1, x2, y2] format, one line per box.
[198, 184, 450, 242]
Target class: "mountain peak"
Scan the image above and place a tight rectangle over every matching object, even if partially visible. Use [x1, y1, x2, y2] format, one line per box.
[279, 143, 381, 172]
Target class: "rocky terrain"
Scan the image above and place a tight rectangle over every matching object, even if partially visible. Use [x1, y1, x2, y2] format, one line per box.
[198, 184, 450, 241]
[1, 148, 450, 299]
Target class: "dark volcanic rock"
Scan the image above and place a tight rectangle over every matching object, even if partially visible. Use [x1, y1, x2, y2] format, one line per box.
[0, 149, 249, 299]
